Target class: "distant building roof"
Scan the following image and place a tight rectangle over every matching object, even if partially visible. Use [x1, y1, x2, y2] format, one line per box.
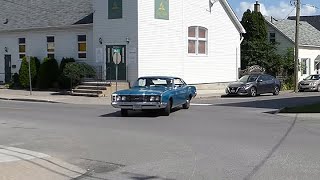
[265, 16, 320, 47]
[288, 15, 320, 31]
[0, 0, 93, 32]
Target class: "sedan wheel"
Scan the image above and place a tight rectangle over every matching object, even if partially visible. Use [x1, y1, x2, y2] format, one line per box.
[162, 100, 172, 116]
[273, 86, 280, 95]
[249, 87, 257, 97]
[182, 97, 191, 109]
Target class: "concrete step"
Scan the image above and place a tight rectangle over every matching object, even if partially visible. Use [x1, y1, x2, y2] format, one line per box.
[81, 81, 111, 86]
[72, 89, 103, 94]
[71, 92, 101, 97]
[76, 85, 107, 90]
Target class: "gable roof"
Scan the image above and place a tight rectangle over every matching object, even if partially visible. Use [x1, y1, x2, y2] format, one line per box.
[288, 15, 320, 31]
[220, 0, 246, 34]
[0, 0, 93, 32]
[265, 16, 320, 47]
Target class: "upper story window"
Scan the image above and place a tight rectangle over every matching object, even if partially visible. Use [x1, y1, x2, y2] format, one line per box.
[108, 0, 122, 19]
[78, 35, 87, 59]
[188, 26, 208, 55]
[18, 38, 26, 60]
[269, 32, 276, 43]
[47, 36, 55, 59]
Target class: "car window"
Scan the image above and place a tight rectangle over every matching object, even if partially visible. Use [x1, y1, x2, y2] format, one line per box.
[248, 75, 259, 82]
[134, 78, 171, 87]
[174, 78, 184, 87]
[305, 75, 320, 80]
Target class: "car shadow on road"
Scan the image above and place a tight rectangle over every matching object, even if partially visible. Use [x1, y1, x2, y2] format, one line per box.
[215, 95, 320, 110]
[99, 108, 181, 118]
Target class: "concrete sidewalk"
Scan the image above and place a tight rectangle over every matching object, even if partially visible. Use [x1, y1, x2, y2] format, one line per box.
[0, 89, 225, 105]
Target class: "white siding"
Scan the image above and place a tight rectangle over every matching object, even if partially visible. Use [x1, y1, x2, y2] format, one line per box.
[138, 0, 242, 84]
[299, 47, 320, 80]
[0, 26, 93, 83]
[183, 0, 241, 84]
[93, 0, 138, 82]
[138, 0, 184, 80]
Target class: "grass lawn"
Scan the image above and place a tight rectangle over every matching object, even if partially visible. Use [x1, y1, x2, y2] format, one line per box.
[281, 103, 320, 113]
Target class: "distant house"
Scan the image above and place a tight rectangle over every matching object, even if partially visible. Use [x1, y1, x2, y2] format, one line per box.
[264, 16, 320, 80]
[0, 0, 245, 86]
[288, 15, 320, 31]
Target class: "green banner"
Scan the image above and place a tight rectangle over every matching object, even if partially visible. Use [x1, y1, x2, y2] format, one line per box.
[155, 0, 169, 20]
[108, 0, 122, 19]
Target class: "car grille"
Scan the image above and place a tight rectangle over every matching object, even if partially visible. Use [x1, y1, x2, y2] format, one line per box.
[129, 95, 145, 102]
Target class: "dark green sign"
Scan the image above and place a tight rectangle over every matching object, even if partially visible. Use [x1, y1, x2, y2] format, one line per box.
[108, 0, 122, 19]
[155, 0, 169, 20]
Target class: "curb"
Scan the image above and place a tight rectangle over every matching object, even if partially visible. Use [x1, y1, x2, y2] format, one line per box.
[0, 97, 60, 104]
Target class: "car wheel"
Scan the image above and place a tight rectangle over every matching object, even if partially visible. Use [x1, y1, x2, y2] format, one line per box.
[182, 96, 191, 109]
[273, 86, 280, 95]
[249, 87, 257, 97]
[121, 109, 128, 117]
[162, 100, 172, 116]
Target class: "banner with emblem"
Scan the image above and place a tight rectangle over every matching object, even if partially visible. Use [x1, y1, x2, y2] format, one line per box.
[155, 0, 169, 20]
[108, 0, 122, 19]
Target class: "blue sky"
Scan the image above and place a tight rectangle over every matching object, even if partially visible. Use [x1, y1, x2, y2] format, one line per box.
[227, 0, 320, 19]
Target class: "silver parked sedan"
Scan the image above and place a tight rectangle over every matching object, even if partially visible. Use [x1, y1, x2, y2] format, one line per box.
[298, 74, 320, 92]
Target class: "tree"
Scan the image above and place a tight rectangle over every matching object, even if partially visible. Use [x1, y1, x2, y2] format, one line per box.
[38, 58, 59, 89]
[240, 9, 279, 73]
[18, 56, 37, 88]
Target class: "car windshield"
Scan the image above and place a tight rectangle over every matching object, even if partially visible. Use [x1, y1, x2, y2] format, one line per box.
[239, 75, 259, 82]
[304, 75, 320, 80]
[133, 78, 172, 88]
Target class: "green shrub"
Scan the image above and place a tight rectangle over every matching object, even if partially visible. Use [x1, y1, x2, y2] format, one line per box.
[281, 75, 294, 91]
[62, 62, 96, 87]
[58, 58, 76, 89]
[9, 73, 20, 89]
[38, 57, 59, 89]
[18, 56, 37, 88]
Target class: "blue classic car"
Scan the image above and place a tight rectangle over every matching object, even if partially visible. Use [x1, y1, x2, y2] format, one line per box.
[111, 76, 197, 116]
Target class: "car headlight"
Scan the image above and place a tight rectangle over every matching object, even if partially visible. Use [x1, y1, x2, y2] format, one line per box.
[116, 96, 121, 102]
[121, 96, 127, 101]
[244, 84, 251, 89]
[310, 82, 317, 86]
[150, 96, 160, 102]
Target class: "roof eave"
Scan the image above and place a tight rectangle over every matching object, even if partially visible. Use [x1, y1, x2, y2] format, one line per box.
[220, 0, 246, 34]
[0, 23, 93, 33]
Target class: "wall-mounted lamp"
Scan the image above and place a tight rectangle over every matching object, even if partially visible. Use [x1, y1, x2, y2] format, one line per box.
[126, 37, 130, 44]
[4, 47, 8, 53]
[99, 37, 103, 45]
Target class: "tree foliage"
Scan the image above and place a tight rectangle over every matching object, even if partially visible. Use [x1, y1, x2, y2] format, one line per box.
[38, 57, 59, 89]
[18, 56, 38, 88]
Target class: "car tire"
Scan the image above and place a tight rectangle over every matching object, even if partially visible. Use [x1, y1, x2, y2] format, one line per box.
[249, 87, 257, 97]
[182, 96, 191, 109]
[162, 100, 172, 116]
[273, 85, 280, 95]
[121, 109, 128, 117]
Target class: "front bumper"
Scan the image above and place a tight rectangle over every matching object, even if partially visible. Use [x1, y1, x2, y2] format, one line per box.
[111, 101, 168, 110]
[226, 87, 249, 95]
[299, 85, 317, 91]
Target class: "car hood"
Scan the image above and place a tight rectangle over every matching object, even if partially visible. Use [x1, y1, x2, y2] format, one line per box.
[113, 86, 169, 95]
[228, 81, 253, 87]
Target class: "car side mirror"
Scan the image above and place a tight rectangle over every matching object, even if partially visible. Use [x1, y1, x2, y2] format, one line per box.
[257, 79, 263, 83]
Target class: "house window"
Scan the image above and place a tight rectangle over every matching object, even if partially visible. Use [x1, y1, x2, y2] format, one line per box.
[301, 58, 310, 75]
[18, 38, 26, 60]
[47, 36, 55, 59]
[188, 26, 208, 55]
[269, 32, 276, 43]
[78, 35, 87, 59]
[108, 0, 122, 19]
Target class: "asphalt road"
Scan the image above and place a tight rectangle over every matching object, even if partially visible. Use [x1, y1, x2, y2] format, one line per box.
[1, 92, 320, 179]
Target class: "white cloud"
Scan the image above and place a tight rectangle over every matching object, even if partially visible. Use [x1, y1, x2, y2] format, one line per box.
[236, 1, 318, 20]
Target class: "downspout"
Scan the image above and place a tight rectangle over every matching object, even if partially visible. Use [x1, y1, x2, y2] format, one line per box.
[236, 34, 244, 80]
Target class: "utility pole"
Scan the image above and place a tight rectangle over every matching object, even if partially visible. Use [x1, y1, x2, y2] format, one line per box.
[294, 0, 300, 93]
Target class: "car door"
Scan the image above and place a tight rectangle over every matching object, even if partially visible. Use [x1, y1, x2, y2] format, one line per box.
[256, 75, 268, 94]
[266, 75, 276, 93]
[173, 78, 185, 106]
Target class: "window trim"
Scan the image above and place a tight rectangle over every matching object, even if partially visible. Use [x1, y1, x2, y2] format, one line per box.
[269, 32, 276, 43]
[77, 35, 87, 59]
[188, 26, 208, 56]
[46, 35, 55, 59]
[18, 37, 26, 60]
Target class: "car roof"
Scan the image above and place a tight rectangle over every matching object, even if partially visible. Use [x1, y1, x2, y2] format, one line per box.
[138, 76, 179, 79]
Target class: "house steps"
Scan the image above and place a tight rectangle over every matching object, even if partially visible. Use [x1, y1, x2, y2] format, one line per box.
[71, 80, 129, 97]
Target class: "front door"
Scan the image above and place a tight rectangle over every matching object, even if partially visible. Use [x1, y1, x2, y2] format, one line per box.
[4, 55, 11, 83]
[106, 45, 126, 80]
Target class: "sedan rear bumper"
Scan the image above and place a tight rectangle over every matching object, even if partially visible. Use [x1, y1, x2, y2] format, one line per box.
[111, 102, 167, 110]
